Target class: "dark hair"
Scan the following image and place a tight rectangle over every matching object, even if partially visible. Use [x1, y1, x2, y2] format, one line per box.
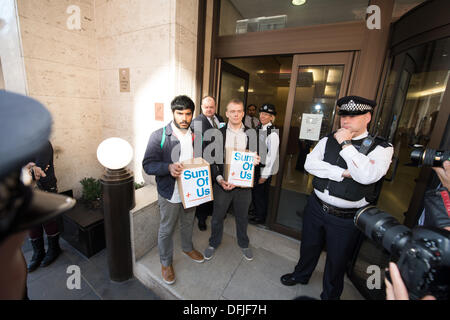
[247, 104, 257, 110]
[171, 95, 195, 113]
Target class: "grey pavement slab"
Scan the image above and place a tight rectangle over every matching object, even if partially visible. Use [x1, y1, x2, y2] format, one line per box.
[221, 254, 298, 300]
[137, 226, 244, 300]
[22, 237, 159, 300]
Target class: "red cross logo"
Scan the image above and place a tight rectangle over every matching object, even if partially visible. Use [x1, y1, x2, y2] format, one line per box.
[186, 192, 190, 198]
[232, 172, 235, 176]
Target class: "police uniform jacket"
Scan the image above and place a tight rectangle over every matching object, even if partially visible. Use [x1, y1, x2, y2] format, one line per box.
[305, 131, 393, 209]
[256, 122, 279, 179]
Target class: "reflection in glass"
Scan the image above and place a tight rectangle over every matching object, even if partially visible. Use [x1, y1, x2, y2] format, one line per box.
[219, 71, 246, 119]
[276, 65, 344, 233]
[376, 37, 450, 223]
[219, 0, 368, 36]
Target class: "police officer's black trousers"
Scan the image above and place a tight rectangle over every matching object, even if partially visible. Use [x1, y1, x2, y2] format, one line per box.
[292, 193, 360, 300]
[195, 201, 213, 224]
[251, 176, 272, 221]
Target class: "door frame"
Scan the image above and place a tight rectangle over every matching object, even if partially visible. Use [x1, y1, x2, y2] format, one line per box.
[266, 51, 356, 239]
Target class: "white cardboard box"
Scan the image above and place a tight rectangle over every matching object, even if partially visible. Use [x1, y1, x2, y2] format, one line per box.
[177, 158, 214, 209]
[223, 148, 255, 188]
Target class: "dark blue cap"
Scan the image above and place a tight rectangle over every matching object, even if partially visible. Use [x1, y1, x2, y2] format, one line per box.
[0, 90, 52, 180]
[0, 90, 75, 242]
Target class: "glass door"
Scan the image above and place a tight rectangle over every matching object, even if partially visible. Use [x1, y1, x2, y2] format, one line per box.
[349, 36, 450, 300]
[217, 61, 249, 119]
[268, 52, 354, 239]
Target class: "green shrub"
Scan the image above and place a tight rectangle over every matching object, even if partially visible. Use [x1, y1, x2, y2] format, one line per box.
[80, 177, 102, 203]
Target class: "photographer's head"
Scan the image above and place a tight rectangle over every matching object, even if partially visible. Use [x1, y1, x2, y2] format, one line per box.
[0, 90, 75, 299]
[171, 95, 194, 130]
[337, 96, 375, 137]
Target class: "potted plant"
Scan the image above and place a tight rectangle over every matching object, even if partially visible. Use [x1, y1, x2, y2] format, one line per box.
[60, 177, 106, 258]
[80, 177, 102, 209]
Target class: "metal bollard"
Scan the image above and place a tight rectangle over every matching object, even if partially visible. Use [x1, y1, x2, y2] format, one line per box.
[100, 167, 135, 282]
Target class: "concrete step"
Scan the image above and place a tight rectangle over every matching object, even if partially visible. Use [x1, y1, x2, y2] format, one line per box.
[134, 215, 364, 300]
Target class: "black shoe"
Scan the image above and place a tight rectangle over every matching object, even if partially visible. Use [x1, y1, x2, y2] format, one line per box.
[198, 221, 207, 231]
[41, 234, 61, 267]
[280, 273, 308, 286]
[249, 217, 265, 225]
[27, 237, 45, 272]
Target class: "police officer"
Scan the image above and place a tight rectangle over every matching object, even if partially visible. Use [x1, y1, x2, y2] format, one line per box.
[249, 103, 279, 225]
[280, 96, 393, 300]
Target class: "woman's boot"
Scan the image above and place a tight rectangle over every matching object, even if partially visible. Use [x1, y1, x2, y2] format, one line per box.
[27, 237, 45, 272]
[41, 234, 61, 267]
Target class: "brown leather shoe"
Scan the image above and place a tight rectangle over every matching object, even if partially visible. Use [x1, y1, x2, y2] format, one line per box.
[183, 249, 205, 263]
[161, 265, 175, 284]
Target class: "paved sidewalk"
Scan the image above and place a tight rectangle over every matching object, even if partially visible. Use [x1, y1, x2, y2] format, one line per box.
[22, 237, 160, 300]
[135, 215, 365, 300]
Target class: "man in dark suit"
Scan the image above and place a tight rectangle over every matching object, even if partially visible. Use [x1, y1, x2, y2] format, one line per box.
[191, 96, 224, 231]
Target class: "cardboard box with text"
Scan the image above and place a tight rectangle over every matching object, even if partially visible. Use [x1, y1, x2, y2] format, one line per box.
[223, 148, 255, 188]
[177, 158, 214, 209]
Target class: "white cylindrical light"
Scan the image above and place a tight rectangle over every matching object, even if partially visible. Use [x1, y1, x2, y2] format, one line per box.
[97, 137, 133, 170]
[292, 0, 306, 6]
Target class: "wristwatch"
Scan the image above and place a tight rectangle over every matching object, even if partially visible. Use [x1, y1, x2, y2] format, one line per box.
[340, 140, 352, 148]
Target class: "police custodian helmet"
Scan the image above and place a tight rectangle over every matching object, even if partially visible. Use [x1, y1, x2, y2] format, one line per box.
[0, 90, 75, 243]
[337, 95, 376, 116]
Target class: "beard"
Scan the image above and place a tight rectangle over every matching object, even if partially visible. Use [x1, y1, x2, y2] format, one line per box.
[174, 120, 189, 130]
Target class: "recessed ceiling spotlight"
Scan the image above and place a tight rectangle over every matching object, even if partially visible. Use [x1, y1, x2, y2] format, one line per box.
[292, 0, 306, 6]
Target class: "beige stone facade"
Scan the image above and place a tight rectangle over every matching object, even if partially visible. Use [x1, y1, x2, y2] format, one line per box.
[1, 0, 199, 197]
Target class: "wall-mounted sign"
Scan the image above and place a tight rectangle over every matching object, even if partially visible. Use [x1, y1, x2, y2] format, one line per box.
[155, 103, 164, 122]
[119, 68, 130, 92]
[299, 113, 323, 141]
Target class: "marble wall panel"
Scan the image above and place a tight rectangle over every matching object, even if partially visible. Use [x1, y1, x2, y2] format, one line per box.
[95, 0, 174, 38]
[23, 58, 100, 98]
[20, 16, 98, 69]
[96, 24, 173, 70]
[17, 0, 96, 38]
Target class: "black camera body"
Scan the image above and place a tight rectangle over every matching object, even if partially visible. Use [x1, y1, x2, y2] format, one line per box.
[355, 206, 450, 300]
[410, 148, 450, 167]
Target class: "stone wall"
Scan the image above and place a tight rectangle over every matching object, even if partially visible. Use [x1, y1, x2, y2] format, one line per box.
[17, 0, 103, 198]
[95, 0, 198, 185]
[9, 0, 198, 196]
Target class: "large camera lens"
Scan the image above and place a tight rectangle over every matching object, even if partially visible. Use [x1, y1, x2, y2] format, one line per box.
[410, 148, 450, 167]
[355, 206, 411, 257]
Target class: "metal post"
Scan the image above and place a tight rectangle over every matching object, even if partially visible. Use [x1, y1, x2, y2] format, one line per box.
[100, 167, 135, 282]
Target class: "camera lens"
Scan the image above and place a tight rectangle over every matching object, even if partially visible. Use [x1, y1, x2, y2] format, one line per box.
[410, 148, 450, 167]
[355, 206, 411, 257]
[410, 148, 425, 166]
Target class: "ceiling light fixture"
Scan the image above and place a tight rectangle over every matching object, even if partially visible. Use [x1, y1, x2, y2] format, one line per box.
[292, 0, 306, 6]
